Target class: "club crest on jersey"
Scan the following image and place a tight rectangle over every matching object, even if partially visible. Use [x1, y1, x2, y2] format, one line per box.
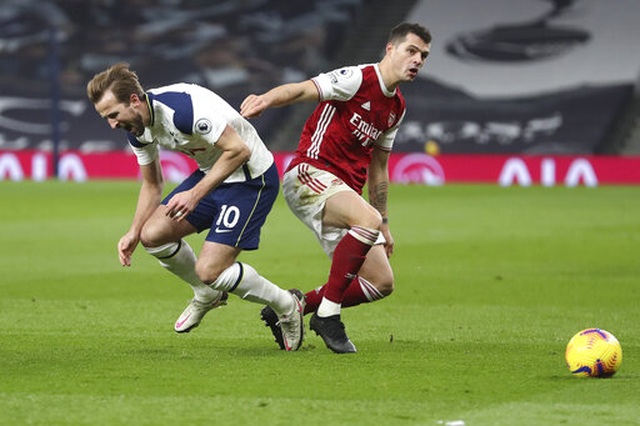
[388, 112, 396, 127]
[195, 118, 212, 135]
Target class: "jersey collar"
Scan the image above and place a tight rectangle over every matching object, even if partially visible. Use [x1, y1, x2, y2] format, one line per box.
[144, 92, 156, 127]
[373, 63, 396, 97]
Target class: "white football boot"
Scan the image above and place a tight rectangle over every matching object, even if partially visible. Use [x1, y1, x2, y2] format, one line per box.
[277, 289, 306, 351]
[174, 292, 228, 333]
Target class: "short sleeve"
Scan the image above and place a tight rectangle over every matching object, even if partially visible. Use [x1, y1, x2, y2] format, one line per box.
[312, 66, 363, 102]
[130, 141, 159, 166]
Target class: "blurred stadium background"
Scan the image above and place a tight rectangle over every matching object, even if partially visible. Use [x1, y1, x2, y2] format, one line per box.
[1, 0, 639, 184]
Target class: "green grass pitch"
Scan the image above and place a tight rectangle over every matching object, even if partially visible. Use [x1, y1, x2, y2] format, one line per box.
[1, 180, 638, 425]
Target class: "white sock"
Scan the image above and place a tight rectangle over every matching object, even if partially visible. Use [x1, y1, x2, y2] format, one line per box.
[211, 262, 293, 316]
[317, 297, 341, 318]
[145, 240, 220, 302]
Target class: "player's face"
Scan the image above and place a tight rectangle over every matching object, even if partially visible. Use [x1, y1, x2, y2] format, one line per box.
[94, 90, 146, 137]
[389, 33, 430, 82]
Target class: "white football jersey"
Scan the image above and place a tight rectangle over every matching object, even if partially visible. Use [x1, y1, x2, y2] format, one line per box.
[127, 83, 273, 182]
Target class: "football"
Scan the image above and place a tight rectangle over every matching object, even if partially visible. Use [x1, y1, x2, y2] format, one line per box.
[565, 328, 622, 378]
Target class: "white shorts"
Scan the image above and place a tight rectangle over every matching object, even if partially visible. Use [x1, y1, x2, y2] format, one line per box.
[282, 162, 384, 257]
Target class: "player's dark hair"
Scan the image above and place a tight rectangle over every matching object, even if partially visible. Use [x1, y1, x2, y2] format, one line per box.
[87, 62, 145, 104]
[389, 22, 431, 45]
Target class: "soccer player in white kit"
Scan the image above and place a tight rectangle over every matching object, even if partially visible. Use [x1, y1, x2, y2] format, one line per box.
[87, 63, 305, 351]
[241, 23, 431, 353]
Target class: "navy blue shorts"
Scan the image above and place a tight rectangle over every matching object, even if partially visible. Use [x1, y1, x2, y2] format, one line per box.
[162, 163, 279, 250]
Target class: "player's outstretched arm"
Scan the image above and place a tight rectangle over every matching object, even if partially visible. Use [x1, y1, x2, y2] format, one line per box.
[240, 80, 318, 118]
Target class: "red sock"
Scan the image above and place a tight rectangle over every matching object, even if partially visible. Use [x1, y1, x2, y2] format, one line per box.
[323, 230, 374, 304]
[304, 276, 385, 315]
[304, 286, 325, 315]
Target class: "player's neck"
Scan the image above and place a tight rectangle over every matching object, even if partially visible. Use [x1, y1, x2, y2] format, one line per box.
[377, 59, 400, 92]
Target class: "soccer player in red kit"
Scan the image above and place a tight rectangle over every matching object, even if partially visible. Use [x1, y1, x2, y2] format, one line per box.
[241, 22, 431, 353]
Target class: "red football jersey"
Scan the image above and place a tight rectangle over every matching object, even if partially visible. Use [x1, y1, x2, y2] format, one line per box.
[286, 64, 406, 193]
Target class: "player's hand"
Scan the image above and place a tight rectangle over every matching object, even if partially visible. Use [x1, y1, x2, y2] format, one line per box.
[117, 231, 139, 267]
[240, 94, 267, 118]
[382, 227, 394, 258]
[165, 190, 197, 222]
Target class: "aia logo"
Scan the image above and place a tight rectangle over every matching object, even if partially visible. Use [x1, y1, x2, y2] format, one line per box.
[391, 153, 445, 185]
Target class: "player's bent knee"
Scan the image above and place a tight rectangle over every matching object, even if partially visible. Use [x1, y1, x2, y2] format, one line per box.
[377, 278, 394, 296]
[139, 221, 166, 248]
[370, 267, 394, 296]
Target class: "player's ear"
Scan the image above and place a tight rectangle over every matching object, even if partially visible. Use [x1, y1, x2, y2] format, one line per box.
[385, 41, 396, 56]
[129, 93, 141, 106]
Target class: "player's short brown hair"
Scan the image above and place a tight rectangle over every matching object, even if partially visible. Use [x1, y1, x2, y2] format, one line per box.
[389, 22, 432, 45]
[86, 62, 145, 104]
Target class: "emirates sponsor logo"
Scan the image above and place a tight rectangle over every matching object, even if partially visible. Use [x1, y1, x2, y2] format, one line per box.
[349, 112, 382, 145]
